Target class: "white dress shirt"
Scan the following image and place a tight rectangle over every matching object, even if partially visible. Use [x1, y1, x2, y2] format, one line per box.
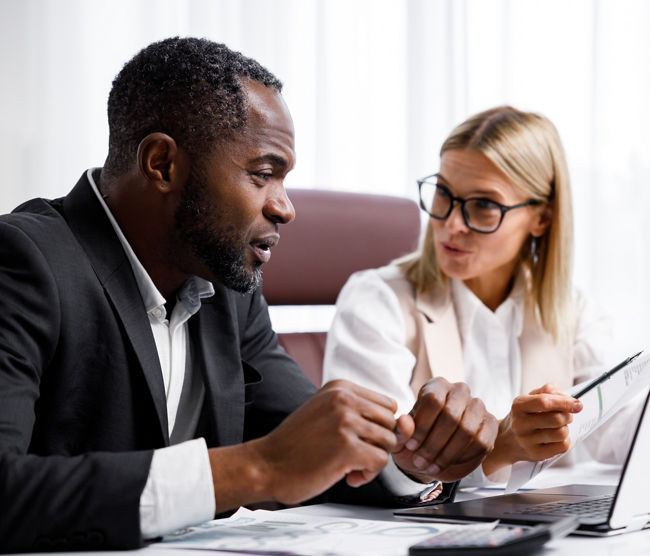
[451, 277, 524, 420]
[88, 170, 433, 518]
[87, 169, 216, 538]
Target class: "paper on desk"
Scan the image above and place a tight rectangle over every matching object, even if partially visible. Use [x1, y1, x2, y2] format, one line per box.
[506, 350, 650, 493]
[153, 507, 474, 556]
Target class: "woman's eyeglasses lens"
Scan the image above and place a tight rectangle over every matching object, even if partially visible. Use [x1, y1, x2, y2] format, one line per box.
[418, 181, 503, 233]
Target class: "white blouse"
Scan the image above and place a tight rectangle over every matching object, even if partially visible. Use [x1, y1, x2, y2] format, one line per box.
[323, 267, 641, 478]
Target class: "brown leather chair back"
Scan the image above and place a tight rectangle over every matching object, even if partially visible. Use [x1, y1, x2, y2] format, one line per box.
[263, 189, 420, 385]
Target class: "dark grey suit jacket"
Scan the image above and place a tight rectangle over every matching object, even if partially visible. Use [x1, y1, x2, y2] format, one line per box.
[0, 172, 317, 552]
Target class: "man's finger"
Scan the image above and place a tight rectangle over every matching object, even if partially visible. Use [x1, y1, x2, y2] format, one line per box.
[322, 379, 398, 412]
[393, 414, 415, 452]
[320, 386, 397, 432]
[346, 468, 379, 488]
[356, 418, 399, 452]
[407, 378, 463, 451]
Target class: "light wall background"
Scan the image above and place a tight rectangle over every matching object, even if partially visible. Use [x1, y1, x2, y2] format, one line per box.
[1, 0, 649, 357]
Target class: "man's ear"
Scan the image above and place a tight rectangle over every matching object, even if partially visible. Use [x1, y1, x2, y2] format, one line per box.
[530, 202, 552, 238]
[137, 133, 185, 193]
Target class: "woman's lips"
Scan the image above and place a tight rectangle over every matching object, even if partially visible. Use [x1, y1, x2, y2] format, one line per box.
[440, 241, 472, 257]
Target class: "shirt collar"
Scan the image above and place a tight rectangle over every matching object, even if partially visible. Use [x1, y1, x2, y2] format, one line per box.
[86, 168, 214, 317]
[451, 271, 526, 341]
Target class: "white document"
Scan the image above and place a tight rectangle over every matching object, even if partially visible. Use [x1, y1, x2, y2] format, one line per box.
[153, 507, 484, 556]
[506, 350, 650, 493]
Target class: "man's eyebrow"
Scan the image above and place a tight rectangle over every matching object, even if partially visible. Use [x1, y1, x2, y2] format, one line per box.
[250, 154, 288, 169]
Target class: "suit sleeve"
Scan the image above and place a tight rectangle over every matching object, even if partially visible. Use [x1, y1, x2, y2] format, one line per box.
[235, 287, 454, 508]
[237, 288, 317, 440]
[0, 220, 152, 552]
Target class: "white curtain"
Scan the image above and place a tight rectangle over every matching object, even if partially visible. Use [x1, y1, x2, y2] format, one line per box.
[1, 0, 648, 353]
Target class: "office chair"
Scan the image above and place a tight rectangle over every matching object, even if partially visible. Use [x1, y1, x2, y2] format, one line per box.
[262, 188, 421, 386]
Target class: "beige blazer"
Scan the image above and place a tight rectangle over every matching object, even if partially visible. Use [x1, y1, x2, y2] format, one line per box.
[376, 266, 575, 399]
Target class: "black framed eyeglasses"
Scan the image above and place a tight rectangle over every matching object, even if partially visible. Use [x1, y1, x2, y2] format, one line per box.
[417, 173, 541, 234]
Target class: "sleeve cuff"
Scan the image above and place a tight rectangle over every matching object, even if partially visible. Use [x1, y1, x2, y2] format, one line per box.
[380, 456, 438, 498]
[140, 438, 215, 539]
[459, 461, 511, 488]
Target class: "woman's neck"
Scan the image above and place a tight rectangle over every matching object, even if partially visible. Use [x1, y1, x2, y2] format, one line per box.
[462, 263, 519, 311]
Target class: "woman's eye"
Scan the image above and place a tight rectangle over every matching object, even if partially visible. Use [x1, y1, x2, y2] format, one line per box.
[474, 198, 499, 211]
[435, 185, 451, 198]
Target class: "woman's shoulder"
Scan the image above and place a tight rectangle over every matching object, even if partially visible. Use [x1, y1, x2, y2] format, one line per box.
[344, 264, 407, 290]
[335, 264, 418, 316]
[351, 264, 419, 300]
[333, 266, 410, 331]
[349, 263, 403, 281]
[570, 285, 612, 336]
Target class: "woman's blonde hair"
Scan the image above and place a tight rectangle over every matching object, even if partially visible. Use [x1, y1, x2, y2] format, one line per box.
[398, 106, 573, 342]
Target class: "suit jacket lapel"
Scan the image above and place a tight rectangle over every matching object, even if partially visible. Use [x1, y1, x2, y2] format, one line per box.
[519, 302, 574, 394]
[62, 171, 169, 443]
[417, 285, 573, 394]
[190, 288, 245, 447]
[415, 286, 465, 384]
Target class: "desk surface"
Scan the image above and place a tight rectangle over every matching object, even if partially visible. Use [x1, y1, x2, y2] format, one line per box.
[11, 462, 650, 556]
[275, 462, 650, 555]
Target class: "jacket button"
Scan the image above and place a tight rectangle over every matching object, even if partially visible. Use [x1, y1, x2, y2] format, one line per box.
[88, 531, 105, 546]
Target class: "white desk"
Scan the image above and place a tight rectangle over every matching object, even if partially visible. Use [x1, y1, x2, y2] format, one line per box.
[11, 463, 650, 556]
[276, 462, 650, 555]
[281, 503, 650, 556]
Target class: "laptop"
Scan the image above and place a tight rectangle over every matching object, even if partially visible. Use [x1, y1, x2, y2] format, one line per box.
[395, 388, 650, 536]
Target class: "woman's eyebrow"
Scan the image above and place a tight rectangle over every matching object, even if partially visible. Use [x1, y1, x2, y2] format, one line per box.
[436, 174, 506, 198]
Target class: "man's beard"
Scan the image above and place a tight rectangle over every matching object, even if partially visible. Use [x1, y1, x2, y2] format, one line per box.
[173, 169, 262, 294]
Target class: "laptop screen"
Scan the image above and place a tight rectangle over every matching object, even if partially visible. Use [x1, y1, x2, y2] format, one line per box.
[609, 388, 650, 529]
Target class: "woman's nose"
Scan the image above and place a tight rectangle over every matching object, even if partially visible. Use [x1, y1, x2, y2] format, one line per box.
[444, 202, 469, 233]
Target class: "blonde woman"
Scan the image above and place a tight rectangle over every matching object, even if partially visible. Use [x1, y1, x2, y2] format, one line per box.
[323, 106, 632, 483]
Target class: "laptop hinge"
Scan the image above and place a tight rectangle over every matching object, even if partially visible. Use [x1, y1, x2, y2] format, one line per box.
[617, 515, 650, 533]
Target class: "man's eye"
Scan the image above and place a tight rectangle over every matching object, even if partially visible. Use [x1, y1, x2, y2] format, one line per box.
[253, 172, 273, 181]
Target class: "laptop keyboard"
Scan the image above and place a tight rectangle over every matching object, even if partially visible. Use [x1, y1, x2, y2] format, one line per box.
[520, 495, 614, 519]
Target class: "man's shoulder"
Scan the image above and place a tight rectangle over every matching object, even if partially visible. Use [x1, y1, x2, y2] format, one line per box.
[1, 196, 67, 237]
[13, 194, 63, 214]
[0, 196, 84, 269]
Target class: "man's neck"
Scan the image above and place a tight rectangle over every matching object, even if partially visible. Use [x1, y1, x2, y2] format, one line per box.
[92, 168, 190, 300]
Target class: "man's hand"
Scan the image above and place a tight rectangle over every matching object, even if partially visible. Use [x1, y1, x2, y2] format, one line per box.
[207, 379, 400, 512]
[482, 383, 582, 477]
[392, 377, 498, 483]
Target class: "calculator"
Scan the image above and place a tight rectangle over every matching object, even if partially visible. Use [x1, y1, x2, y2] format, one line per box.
[408, 517, 578, 555]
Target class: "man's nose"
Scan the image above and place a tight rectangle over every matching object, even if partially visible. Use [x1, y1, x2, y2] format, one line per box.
[264, 187, 296, 224]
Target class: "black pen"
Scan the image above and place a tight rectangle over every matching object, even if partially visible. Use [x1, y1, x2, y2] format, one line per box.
[574, 351, 644, 399]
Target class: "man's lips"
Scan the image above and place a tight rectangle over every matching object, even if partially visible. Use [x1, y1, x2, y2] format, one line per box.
[249, 234, 279, 264]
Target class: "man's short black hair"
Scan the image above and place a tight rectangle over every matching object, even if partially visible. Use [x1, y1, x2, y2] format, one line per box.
[104, 37, 282, 176]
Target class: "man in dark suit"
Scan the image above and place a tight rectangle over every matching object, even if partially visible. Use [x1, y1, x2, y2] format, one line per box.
[0, 38, 497, 553]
